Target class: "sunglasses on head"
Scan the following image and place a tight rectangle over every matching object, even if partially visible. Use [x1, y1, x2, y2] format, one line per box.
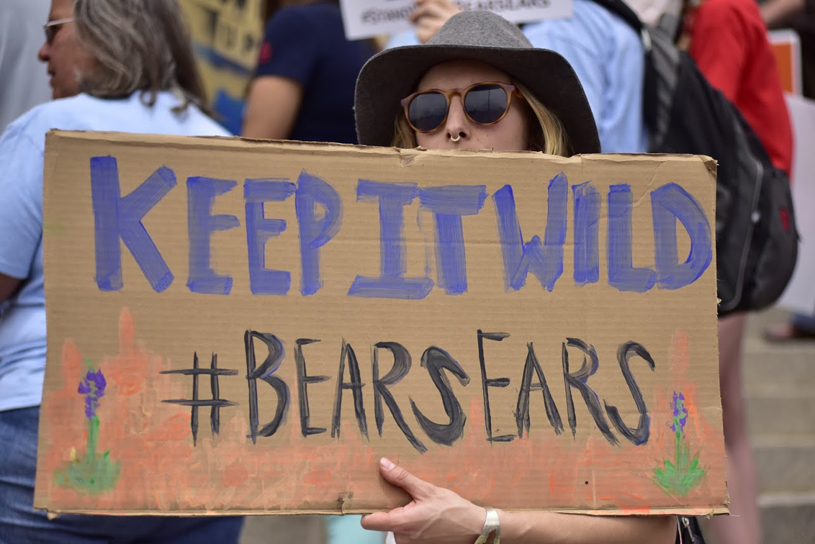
[401, 81, 524, 134]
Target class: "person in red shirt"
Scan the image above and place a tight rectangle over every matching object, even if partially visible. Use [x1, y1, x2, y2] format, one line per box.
[690, 0, 794, 174]
[688, 2, 794, 543]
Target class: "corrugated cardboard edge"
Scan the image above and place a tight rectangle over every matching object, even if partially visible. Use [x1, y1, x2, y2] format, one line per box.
[37, 130, 68, 511]
[45, 130, 716, 166]
[43, 506, 730, 517]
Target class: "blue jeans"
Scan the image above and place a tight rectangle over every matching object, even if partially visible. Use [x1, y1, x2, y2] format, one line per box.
[791, 313, 815, 333]
[0, 407, 243, 544]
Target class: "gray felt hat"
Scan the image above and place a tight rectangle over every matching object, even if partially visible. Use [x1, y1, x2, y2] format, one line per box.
[354, 10, 601, 154]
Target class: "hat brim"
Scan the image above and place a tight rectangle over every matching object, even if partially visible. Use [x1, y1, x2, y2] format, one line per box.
[355, 44, 601, 154]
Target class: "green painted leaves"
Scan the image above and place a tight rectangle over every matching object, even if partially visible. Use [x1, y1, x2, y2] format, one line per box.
[653, 391, 705, 496]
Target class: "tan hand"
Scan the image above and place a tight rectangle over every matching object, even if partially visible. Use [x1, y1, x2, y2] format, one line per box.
[410, 0, 463, 43]
[361, 458, 486, 544]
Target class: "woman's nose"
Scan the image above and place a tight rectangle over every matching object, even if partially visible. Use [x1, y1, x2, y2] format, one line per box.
[38, 40, 51, 63]
[444, 97, 469, 142]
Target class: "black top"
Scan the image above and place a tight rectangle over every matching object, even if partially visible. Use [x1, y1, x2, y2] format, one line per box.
[254, 3, 377, 144]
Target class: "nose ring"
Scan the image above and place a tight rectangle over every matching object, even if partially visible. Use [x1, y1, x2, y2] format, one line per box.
[450, 134, 461, 142]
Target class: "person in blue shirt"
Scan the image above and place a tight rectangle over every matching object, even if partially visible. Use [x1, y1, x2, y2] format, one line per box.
[388, 0, 648, 154]
[242, 0, 377, 143]
[0, 1, 241, 541]
[523, 0, 648, 153]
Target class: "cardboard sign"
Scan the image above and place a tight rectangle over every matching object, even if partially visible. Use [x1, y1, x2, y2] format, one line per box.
[339, 0, 573, 40]
[36, 132, 727, 516]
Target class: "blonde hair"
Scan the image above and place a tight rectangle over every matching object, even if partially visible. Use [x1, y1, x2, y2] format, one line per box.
[391, 80, 571, 156]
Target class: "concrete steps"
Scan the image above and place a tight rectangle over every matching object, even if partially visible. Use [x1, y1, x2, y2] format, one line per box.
[760, 500, 815, 544]
[743, 310, 815, 544]
[753, 436, 815, 494]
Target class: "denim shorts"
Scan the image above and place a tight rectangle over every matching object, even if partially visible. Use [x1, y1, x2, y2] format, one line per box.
[0, 406, 243, 544]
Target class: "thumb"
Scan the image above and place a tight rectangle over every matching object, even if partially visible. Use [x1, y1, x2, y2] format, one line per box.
[378, 457, 433, 500]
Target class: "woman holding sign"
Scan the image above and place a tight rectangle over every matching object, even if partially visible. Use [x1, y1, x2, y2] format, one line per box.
[353, 11, 676, 544]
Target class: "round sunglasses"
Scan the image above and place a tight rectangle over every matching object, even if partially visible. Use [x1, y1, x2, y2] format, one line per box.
[400, 82, 524, 134]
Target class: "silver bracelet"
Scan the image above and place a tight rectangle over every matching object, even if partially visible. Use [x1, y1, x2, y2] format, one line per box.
[474, 507, 501, 544]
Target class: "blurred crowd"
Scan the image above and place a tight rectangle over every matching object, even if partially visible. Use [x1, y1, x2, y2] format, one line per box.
[1, 0, 812, 543]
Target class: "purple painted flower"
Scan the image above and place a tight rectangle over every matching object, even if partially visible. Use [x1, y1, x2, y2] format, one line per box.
[78, 367, 106, 420]
[670, 391, 688, 433]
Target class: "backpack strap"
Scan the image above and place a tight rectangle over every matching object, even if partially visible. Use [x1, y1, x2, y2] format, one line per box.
[588, 0, 654, 54]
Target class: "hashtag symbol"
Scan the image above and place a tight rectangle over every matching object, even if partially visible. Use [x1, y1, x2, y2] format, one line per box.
[162, 353, 239, 445]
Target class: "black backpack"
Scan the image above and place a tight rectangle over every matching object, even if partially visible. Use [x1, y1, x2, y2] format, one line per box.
[590, 0, 799, 316]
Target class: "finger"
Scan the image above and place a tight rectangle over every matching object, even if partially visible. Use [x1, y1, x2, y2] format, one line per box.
[413, 10, 451, 42]
[410, 0, 459, 22]
[361, 507, 407, 532]
[378, 458, 434, 499]
[416, 0, 458, 8]
[409, 3, 442, 23]
[360, 511, 391, 531]
[427, 0, 461, 14]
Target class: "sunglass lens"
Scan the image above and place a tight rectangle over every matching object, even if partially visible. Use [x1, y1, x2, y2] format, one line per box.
[464, 84, 509, 125]
[408, 92, 448, 132]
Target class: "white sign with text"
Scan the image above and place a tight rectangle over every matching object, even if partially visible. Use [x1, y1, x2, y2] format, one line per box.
[779, 95, 815, 315]
[340, 0, 573, 40]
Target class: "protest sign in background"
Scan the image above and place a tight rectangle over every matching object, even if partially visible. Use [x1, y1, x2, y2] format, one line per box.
[779, 95, 815, 315]
[179, 0, 265, 134]
[340, 0, 573, 40]
[36, 132, 726, 516]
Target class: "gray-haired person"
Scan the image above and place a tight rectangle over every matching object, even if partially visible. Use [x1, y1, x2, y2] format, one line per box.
[0, 1, 242, 541]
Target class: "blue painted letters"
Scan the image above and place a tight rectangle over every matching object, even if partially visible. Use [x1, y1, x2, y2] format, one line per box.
[348, 180, 434, 299]
[90, 156, 176, 292]
[187, 177, 240, 295]
[651, 183, 712, 289]
[419, 185, 487, 294]
[493, 173, 567, 291]
[245, 179, 297, 295]
[91, 155, 712, 297]
[295, 170, 343, 296]
[607, 184, 657, 293]
[573, 182, 600, 285]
